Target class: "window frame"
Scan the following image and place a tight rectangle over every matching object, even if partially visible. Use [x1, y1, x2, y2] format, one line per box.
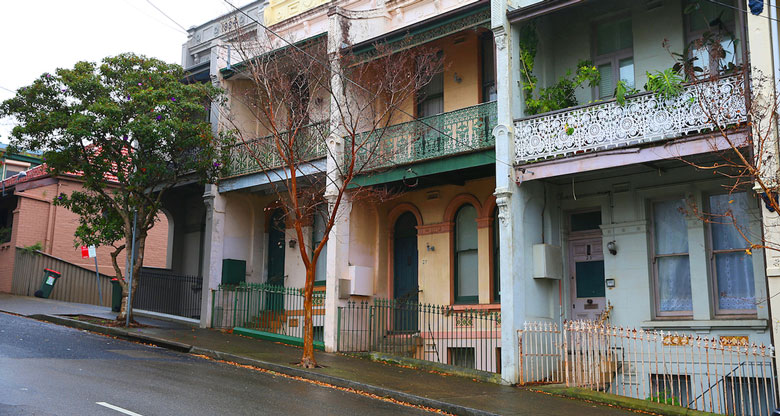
[454, 204, 479, 304]
[683, 0, 740, 78]
[311, 204, 328, 285]
[591, 15, 634, 100]
[705, 192, 758, 318]
[650, 197, 694, 319]
[479, 31, 497, 104]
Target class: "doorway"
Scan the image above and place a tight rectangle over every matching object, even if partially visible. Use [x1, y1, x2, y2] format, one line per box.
[266, 209, 286, 311]
[568, 211, 606, 321]
[393, 212, 419, 332]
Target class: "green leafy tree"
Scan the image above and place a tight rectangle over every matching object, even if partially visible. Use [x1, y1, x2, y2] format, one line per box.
[1, 53, 232, 322]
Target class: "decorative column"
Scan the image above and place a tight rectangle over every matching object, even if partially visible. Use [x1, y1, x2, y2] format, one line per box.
[322, 8, 351, 352]
[492, 7, 527, 383]
[199, 184, 226, 328]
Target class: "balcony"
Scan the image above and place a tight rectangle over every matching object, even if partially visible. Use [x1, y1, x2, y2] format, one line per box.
[514, 75, 747, 165]
[353, 101, 497, 172]
[223, 122, 328, 178]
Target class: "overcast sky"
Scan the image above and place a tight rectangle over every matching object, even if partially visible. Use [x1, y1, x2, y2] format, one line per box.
[0, 0, 253, 144]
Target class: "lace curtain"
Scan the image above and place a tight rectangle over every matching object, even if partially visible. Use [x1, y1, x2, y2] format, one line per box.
[654, 199, 693, 312]
[710, 193, 755, 311]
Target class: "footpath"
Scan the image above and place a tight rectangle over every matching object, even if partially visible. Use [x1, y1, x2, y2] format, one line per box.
[0, 293, 658, 416]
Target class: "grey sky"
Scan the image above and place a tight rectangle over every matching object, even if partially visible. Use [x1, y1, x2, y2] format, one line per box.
[0, 0, 251, 144]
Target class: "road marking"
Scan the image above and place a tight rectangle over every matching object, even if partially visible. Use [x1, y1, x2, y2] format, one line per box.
[96, 402, 144, 416]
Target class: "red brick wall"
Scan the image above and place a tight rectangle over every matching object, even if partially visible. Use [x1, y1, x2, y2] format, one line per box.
[0, 178, 169, 292]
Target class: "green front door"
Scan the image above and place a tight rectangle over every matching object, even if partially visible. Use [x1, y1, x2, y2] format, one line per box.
[267, 209, 286, 311]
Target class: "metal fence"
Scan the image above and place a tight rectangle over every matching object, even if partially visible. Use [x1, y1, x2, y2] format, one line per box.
[11, 248, 112, 306]
[338, 299, 502, 373]
[211, 283, 326, 342]
[133, 269, 202, 319]
[519, 321, 778, 415]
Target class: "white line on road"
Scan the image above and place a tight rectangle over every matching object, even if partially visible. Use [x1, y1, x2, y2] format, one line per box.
[96, 402, 144, 416]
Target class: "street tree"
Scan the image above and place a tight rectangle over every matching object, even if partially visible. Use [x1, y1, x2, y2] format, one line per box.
[220, 22, 441, 367]
[1, 53, 232, 322]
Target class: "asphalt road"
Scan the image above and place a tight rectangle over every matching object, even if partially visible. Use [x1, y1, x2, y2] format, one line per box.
[0, 313, 433, 416]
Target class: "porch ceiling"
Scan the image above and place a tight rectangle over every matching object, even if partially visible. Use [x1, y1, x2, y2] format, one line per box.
[218, 157, 326, 193]
[506, 0, 586, 23]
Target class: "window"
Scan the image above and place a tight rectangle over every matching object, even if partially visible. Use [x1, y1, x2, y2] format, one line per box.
[684, 0, 738, 76]
[448, 347, 475, 369]
[650, 374, 692, 407]
[312, 205, 328, 284]
[724, 376, 776, 416]
[455, 204, 478, 303]
[708, 192, 756, 314]
[593, 17, 634, 99]
[480, 32, 497, 103]
[492, 207, 500, 302]
[417, 56, 444, 118]
[313, 326, 324, 343]
[652, 199, 692, 316]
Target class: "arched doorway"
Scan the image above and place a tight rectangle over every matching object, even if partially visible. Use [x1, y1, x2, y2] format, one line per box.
[393, 212, 418, 331]
[266, 209, 286, 311]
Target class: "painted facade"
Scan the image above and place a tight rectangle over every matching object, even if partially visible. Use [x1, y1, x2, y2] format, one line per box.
[187, 0, 780, 385]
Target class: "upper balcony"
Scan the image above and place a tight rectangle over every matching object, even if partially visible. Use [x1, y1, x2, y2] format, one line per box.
[509, 0, 747, 169]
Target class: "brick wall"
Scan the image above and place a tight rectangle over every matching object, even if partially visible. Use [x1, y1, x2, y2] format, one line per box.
[0, 177, 169, 292]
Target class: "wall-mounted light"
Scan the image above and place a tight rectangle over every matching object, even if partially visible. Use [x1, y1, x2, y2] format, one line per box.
[426, 243, 435, 252]
[288, 239, 297, 248]
[453, 73, 462, 83]
[607, 241, 617, 255]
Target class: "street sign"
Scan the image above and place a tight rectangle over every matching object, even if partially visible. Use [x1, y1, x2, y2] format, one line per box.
[81, 245, 97, 259]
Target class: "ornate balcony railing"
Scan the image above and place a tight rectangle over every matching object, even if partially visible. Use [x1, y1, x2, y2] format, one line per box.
[514, 75, 747, 164]
[223, 121, 328, 178]
[353, 101, 497, 171]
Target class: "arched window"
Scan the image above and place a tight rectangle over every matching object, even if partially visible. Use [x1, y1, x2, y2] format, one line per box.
[493, 207, 500, 302]
[455, 204, 478, 303]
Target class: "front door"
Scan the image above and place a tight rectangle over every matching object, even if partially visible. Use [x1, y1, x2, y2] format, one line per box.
[393, 212, 419, 332]
[266, 209, 286, 311]
[569, 236, 606, 321]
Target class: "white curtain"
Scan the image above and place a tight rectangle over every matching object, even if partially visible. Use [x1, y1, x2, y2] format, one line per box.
[654, 199, 692, 312]
[710, 193, 755, 311]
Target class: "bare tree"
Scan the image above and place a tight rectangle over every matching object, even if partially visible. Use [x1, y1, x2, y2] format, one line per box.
[217, 20, 441, 367]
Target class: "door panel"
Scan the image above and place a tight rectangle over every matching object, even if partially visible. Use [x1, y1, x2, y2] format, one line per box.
[570, 237, 606, 321]
[393, 212, 418, 332]
[267, 210, 286, 311]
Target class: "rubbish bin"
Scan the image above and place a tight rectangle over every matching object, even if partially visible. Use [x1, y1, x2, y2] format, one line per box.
[110, 278, 123, 312]
[34, 268, 61, 298]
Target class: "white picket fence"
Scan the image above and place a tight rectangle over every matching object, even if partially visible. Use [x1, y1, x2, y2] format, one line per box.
[519, 321, 778, 415]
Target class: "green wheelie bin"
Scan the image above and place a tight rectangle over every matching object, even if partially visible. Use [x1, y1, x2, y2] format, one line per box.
[110, 278, 123, 312]
[34, 269, 61, 298]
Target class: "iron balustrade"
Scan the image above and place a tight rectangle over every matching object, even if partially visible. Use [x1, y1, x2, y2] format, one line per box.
[514, 75, 747, 164]
[223, 121, 329, 178]
[338, 298, 502, 373]
[211, 283, 326, 343]
[132, 270, 203, 318]
[349, 101, 498, 171]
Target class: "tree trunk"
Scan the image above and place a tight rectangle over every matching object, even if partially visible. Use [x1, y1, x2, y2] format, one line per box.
[116, 234, 146, 324]
[300, 266, 317, 368]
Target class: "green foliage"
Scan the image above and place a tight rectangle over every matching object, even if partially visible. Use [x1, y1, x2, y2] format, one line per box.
[645, 68, 685, 101]
[517, 25, 599, 115]
[525, 61, 600, 116]
[614, 80, 640, 107]
[646, 390, 681, 407]
[0, 226, 10, 244]
[20, 242, 43, 255]
[0, 53, 234, 269]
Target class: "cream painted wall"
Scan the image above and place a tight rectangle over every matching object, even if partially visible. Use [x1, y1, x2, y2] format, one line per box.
[349, 176, 497, 306]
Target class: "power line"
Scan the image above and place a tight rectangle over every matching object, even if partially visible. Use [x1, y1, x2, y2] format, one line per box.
[0, 86, 15, 94]
[219, 0, 513, 168]
[120, 0, 188, 35]
[144, 0, 190, 32]
[703, 0, 780, 24]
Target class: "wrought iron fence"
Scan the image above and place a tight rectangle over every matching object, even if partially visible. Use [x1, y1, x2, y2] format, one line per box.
[338, 298, 502, 373]
[223, 121, 329, 177]
[351, 101, 497, 171]
[133, 269, 202, 319]
[519, 321, 778, 415]
[514, 75, 747, 163]
[211, 283, 326, 342]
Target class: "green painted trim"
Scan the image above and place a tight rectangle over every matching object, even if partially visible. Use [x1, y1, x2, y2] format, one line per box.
[350, 149, 494, 188]
[531, 385, 720, 416]
[221, 33, 327, 79]
[313, 280, 326, 287]
[233, 327, 325, 350]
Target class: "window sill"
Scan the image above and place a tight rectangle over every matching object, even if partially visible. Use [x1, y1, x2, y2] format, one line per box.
[641, 319, 767, 332]
[451, 304, 501, 312]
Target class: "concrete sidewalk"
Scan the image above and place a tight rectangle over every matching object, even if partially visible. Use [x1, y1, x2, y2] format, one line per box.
[0, 294, 641, 416]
